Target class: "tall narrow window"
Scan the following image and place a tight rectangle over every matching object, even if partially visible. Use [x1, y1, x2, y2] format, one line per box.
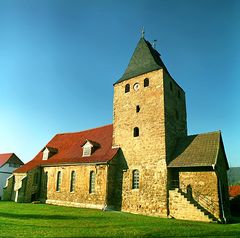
[125, 84, 130, 93]
[89, 171, 95, 193]
[70, 171, 76, 192]
[136, 105, 140, 113]
[45, 172, 48, 189]
[34, 172, 39, 185]
[144, 78, 149, 87]
[133, 127, 139, 137]
[132, 170, 140, 189]
[56, 171, 62, 192]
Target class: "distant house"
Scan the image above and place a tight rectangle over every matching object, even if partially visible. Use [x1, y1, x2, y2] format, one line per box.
[0, 153, 24, 199]
[229, 185, 240, 198]
[228, 167, 240, 199]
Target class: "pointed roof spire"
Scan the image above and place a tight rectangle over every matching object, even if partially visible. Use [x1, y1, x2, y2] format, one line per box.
[114, 37, 171, 85]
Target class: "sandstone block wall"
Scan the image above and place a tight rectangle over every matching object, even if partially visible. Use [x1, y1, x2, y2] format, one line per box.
[113, 70, 168, 217]
[22, 168, 41, 202]
[163, 72, 187, 163]
[43, 164, 108, 209]
[179, 171, 220, 219]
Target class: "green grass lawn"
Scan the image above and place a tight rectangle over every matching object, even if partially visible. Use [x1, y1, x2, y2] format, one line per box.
[0, 201, 240, 237]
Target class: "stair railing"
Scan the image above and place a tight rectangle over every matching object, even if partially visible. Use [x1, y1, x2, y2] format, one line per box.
[170, 180, 218, 217]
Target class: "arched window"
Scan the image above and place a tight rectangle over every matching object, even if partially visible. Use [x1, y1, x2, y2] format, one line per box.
[125, 84, 130, 93]
[70, 171, 76, 192]
[144, 78, 149, 87]
[89, 171, 96, 193]
[56, 171, 62, 192]
[132, 170, 140, 189]
[133, 127, 139, 137]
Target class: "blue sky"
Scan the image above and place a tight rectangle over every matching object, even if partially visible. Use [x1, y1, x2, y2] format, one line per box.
[0, 0, 239, 167]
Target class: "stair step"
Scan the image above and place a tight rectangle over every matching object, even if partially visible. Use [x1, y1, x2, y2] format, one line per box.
[170, 189, 217, 223]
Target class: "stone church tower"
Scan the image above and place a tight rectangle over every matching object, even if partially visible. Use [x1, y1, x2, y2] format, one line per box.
[113, 37, 187, 216]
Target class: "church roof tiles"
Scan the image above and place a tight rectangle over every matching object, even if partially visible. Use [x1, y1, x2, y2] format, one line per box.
[14, 124, 118, 173]
[168, 131, 228, 168]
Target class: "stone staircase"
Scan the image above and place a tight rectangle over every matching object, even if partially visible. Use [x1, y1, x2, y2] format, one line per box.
[169, 188, 219, 223]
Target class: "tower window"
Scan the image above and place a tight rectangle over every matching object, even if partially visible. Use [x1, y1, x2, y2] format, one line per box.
[144, 78, 149, 87]
[70, 171, 76, 192]
[170, 81, 173, 92]
[89, 171, 96, 193]
[136, 105, 140, 113]
[125, 84, 130, 93]
[132, 170, 140, 189]
[56, 171, 62, 192]
[133, 127, 139, 137]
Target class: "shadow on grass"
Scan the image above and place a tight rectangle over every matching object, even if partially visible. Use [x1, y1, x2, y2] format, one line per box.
[230, 216, 240, 224]
[0, 212, 105, 220]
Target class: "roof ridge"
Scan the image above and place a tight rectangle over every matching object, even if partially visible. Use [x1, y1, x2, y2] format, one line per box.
[56, 124, 113, 136]
[0, 153, 14, 156]
[187, 130, 221, 137]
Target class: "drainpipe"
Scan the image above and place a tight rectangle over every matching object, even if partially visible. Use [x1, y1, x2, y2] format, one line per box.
[218, 178, 227, 224]
[212, 164, 226, 223]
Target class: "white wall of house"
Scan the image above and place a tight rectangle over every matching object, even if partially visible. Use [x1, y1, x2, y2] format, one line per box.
[0, 163, 19, 199]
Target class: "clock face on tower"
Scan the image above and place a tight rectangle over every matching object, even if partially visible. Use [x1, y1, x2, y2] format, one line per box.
[133, 83, 140, 91]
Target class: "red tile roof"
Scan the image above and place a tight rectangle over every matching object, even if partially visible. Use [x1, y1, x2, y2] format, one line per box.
[229, 185, 240, 197]
[15, 124, 119, 173]
[0, 153, 14, 167]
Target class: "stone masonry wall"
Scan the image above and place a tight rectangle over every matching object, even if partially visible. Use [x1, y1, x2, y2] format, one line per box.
[179, 171, 220, 219]
[43, 164, 108, 209]
[163, 72, 187, 163]
[215, 144, 231, 221]
[2, 175, 14, 201]
[113, 69, 168, 217]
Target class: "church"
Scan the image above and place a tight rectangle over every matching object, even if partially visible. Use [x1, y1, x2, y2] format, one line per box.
[3, 35, 230, 223]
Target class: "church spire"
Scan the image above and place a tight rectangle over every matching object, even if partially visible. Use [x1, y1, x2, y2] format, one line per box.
[114, 37, 171, 85]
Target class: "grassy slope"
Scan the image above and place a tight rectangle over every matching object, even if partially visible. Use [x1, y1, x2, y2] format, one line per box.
[0, 202, 240, 237]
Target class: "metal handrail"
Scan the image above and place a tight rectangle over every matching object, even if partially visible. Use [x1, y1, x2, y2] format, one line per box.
[170, 180, 218, 217]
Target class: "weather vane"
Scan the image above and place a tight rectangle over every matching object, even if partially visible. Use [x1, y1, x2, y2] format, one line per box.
[141, 26, 145, 38]
[152, 39, 157, 49]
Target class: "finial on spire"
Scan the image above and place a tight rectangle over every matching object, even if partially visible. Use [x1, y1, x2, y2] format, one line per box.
[152, 39, 157, 49]
[141, 26, 145, 38]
